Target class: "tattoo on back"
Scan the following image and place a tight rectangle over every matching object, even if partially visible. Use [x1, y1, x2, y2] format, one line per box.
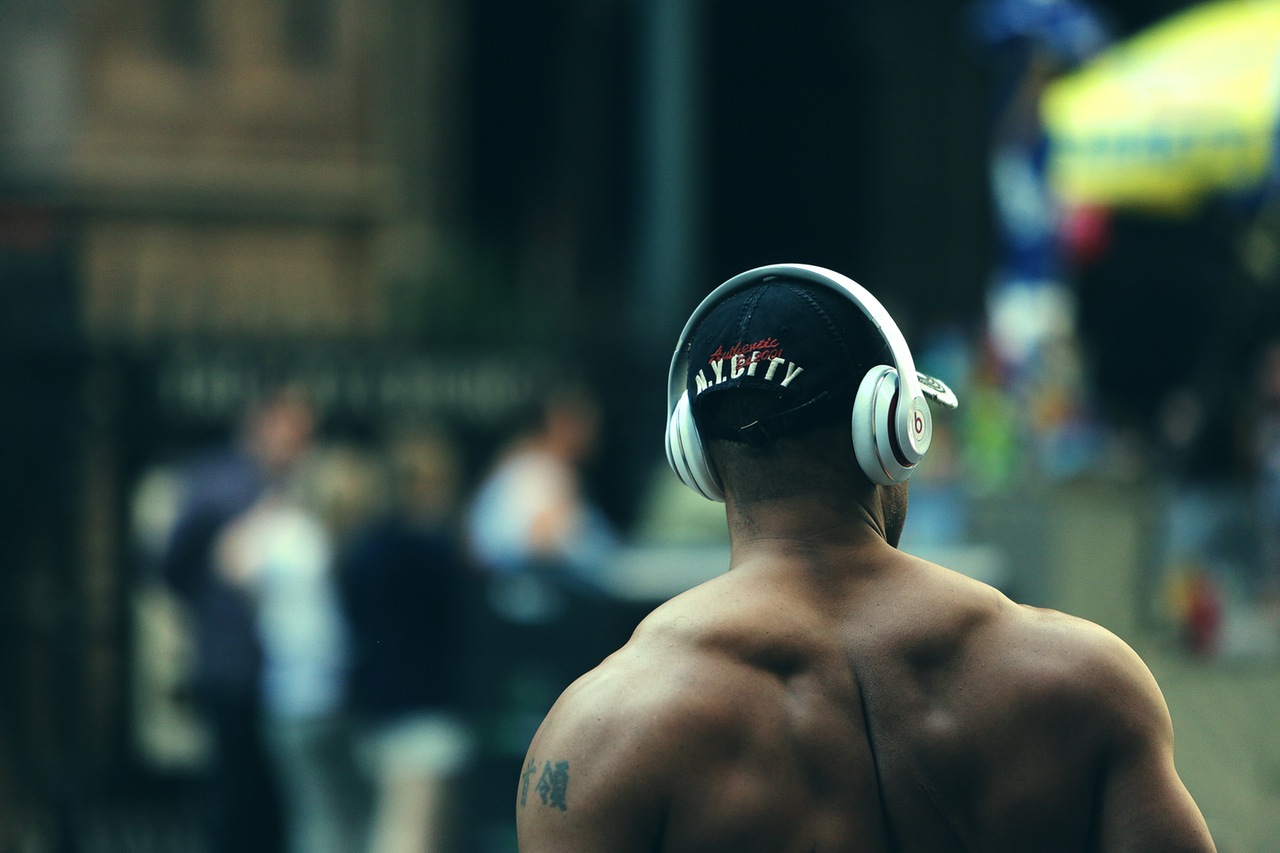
[520, 758, 570, 811]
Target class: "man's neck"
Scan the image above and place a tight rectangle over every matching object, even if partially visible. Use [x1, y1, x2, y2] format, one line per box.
[724, 490, 890, 561]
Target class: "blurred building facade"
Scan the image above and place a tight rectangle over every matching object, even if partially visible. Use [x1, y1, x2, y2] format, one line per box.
[0, 0, 476, 843]
[69, 0, 461, 343]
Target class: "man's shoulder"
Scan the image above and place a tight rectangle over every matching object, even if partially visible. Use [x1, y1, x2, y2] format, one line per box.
[520, 613, 768, 832]
[1002, 603, 1145, 672]
[882, 558, 1148, 703]
[972, 598, 1164, 722]
[543, 596, 777, 740]
[902, 556, 1139, 673]
[533, 584, 801, 769]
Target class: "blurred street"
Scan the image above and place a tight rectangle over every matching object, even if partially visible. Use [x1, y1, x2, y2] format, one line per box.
[1152, 651, 1280, 853]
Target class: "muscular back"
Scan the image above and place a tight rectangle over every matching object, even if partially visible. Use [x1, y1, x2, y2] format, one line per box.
[517, 546, 1213, 852]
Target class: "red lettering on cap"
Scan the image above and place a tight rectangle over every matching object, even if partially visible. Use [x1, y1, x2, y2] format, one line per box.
[709, 338, 783, 366]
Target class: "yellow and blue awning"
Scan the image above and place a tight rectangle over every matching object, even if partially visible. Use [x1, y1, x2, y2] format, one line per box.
[1042, 0, 1280, 213]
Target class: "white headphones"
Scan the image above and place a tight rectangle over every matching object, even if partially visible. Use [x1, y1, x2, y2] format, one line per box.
[665, 263, 934, 501]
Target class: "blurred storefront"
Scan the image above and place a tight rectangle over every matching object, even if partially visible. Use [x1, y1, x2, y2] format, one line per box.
[0, 0, 474, 845]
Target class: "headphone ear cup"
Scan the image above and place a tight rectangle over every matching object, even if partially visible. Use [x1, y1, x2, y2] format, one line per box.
[852, 365, 913, 486]
[666, 392, 724, 502]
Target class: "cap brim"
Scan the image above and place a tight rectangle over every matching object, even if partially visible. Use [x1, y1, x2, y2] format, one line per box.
[917, 372, 959, 409]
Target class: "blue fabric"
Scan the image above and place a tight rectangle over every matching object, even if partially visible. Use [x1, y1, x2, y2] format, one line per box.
[338, 516, 469, 719]
[161, 449, 266, 702]
[968, 0, 1108, 64]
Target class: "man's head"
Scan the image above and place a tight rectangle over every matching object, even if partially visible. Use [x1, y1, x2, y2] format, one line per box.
[664, 264, 957, 509]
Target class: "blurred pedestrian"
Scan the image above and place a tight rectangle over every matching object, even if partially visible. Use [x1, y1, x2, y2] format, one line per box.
[467, 385, 618, 621]
[338, 429, 474, 853]
[1252, 341, 1280, 615]
[159, 386, 316, 853]
[218, 444, 373, 853]
[465, 384, 620, 775]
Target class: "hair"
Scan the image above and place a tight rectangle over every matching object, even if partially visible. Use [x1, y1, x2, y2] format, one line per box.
[702, 413, 869, 505]
[695, 383, 858, 447]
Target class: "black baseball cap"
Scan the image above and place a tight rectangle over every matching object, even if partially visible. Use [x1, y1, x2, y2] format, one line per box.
[686, 274, 957, 444]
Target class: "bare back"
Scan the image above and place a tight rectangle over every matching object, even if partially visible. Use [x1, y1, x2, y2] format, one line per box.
[517, 546, 1214, 852]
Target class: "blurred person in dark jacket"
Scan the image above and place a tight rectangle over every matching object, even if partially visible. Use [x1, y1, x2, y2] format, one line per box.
[338, 429, 475, 853]
[160, 386, 315, 853]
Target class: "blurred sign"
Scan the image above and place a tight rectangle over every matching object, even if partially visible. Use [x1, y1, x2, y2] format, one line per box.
[153, 344, 552, 428]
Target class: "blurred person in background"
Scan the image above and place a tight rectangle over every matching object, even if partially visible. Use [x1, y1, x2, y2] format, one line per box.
[1154, 360, 1265, 658]
[216, 440, 373, 850]
[217, 444, 373, 853]
[159, 385, 316, 853]
[467, 385, 618, 614]
[517, 265, 1214, 852]
[466, 384, 620, 771]
[337, 429, 475, 853]
[1252, 340, 1280, 620]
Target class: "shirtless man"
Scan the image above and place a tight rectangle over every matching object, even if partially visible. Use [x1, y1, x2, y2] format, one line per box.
[516, 264, 1216, 852]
